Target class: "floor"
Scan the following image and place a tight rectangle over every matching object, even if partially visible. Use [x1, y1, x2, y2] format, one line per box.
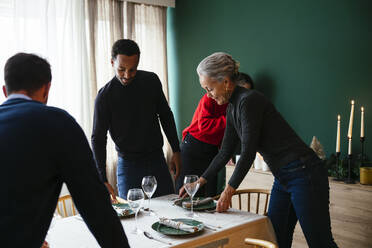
[226, 165, 372, 248]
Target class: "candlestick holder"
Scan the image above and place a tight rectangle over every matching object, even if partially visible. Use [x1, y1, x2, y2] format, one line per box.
[360, 137, 365, 166]
[333, 152, 343, 181]
[345, 154, 355, 184]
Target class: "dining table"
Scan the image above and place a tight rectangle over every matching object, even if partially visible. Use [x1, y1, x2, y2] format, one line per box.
[47, 194, 277, 248]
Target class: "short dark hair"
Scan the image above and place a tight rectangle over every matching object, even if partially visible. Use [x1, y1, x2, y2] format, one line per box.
[4, 53, 51, 94]
[111, 39, 141, 60]
[236, 72, 254, 89]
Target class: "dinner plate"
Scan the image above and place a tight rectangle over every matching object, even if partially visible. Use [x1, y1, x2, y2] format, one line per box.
[151, 218, 204, 236]
[112, 203, 135, 218]
[175, 197, 216, 211]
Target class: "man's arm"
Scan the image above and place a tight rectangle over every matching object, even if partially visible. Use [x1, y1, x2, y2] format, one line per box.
[91, 91, 117, 201]
[91, 91, 109, 182]
[154, 75, 181, 178]
[59, 114, 129, 247]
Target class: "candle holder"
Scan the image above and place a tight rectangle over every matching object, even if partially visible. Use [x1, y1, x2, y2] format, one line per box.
[333, 152, 343, 181]
[360, 137, 365, 165]
[345, 154, 355, 184]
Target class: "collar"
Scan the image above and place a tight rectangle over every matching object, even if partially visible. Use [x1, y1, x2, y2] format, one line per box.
[7, 93, 32, 101]
[229, 85, 244, 104]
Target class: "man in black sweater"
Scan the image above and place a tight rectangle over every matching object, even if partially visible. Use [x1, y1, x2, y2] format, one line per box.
[92, 39, 180, 200]
[0, 53, 129, 247]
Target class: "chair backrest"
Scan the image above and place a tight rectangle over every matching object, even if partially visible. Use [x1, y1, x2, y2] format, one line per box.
[244, 238, 277, 248]
[215, 188, 271, 215]
[233, 189, 271, 215]
[56, 195, 77, 218]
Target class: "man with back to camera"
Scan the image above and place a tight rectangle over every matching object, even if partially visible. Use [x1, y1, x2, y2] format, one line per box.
[0, 53, 130, 247]
[92, 39, 181, 200]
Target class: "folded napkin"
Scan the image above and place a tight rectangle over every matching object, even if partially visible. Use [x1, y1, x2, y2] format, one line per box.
[182, 197, 213, 208]
[159, 217, 200, 233]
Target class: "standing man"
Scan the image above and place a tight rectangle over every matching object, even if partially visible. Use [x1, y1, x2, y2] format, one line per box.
[92, 39, 180, 200]
[0, 53, 129, 247]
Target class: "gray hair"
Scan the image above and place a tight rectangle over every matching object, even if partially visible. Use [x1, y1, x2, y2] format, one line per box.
[196, 52, 240, 82]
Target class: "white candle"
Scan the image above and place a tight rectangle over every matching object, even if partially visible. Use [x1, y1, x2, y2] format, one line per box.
[361, 107, 364, 138]
[347, 100, 355, 138]
[348, 138, 352, 155]
[336, 115, 341, 153]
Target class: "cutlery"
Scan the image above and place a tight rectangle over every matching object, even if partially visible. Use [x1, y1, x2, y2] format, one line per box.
[203, 225, 217, 231]
[143, 231, 172, 245]
[204, 209, 216, 213]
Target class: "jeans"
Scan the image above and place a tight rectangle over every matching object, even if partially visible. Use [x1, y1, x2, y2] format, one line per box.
[175, 133, 219, 197]
[117, 151, 174, 199]
[268, 155, 338, 248]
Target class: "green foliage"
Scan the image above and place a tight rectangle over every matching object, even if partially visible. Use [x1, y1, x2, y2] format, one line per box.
[325, 153, 371, 180]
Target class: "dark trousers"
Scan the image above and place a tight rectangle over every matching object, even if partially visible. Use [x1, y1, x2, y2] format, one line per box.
[268, 155, 338, 248]
[175, 133, 219, 197]
[117, 151, 174, 199]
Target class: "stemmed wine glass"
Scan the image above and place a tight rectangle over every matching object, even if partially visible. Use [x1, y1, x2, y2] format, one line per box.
[184, 175, 200, 218]
[127, 188, 145, 234]
[141, 176, 157, 216]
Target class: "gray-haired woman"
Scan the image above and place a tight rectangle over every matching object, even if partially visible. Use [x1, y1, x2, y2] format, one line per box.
[179, 52, 338, 248]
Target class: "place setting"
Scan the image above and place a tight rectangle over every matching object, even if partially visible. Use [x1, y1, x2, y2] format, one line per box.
[120, 175, 224, 246]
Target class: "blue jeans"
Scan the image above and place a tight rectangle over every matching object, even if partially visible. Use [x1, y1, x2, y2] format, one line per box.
[268, 155, 338, 248]
[117, 151, 174, 199]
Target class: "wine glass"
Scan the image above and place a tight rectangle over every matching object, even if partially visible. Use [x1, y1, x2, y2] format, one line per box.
[141, 176, 157, 216]
[183, 175, 200, 218]
[127, 188, 145, 234]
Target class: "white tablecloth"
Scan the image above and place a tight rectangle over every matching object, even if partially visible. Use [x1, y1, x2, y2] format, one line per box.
[47, 194, 276, 248]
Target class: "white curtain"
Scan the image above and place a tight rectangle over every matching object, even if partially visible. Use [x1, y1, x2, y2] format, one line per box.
[0, 0, 92, 136]
[0, 0, 171, 194]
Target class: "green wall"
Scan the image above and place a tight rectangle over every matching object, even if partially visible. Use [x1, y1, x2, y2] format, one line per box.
[167, 0, 372, 159]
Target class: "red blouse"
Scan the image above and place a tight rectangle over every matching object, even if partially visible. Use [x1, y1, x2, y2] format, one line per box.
[182, 94, 228, 146]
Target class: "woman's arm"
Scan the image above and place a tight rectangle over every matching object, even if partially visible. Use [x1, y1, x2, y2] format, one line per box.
[201, 109, 239, 181]
[228, 96, 265, 189]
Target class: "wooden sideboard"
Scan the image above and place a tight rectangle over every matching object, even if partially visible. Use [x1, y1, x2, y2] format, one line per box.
[226, 165, 372, 248]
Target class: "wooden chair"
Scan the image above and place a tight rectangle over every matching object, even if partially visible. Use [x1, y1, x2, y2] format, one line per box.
[215, 188, 271, 215]
[56, 195, 77, 217]
[244, 238, 277, 248]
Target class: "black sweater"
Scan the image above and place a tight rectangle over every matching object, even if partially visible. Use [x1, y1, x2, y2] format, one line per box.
[0, 98, 129, 247]
[202, 87, 314, 189]
[92, 71, 180, 182]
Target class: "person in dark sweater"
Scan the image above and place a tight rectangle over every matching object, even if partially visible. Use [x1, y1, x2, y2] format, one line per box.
[0, 53, 129, 248]
[92, 39, 180, 200]
[176, 72, 254, 197]
[180, 52, 338, 248]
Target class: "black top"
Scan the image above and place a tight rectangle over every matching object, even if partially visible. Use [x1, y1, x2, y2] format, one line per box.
[202, 87, 314, 189]
[92, 71, 180, 182]
[0, 98, 129, 247]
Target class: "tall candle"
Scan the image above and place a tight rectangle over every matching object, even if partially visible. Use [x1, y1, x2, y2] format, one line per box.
[348, 138, 352, 155]
[336, 115, 341, 153]
[347, 100, 355, 138]
[361, 107, 364, 138]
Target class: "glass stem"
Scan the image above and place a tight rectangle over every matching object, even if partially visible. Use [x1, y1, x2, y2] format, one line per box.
[148, 197, 151, 210]
[190, 195, 193, 216]
[135, 211, 139, 231]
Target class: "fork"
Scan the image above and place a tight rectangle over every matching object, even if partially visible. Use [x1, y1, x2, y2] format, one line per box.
[143, 231, 172, 245]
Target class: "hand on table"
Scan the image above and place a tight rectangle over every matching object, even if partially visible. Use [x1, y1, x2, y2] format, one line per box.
[41, 241, 49, 248]
[216, 184, 236, 212]
[104, 182, 118, 204]
[170, 152, 181, 180]
[178, 177, 207, 198]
